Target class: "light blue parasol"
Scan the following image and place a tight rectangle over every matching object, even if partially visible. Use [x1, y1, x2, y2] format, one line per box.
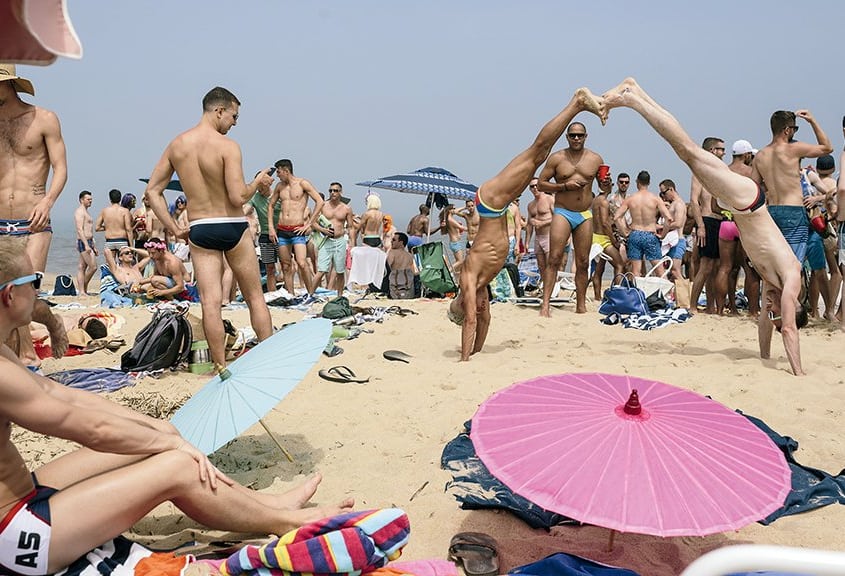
[170, 318, 332, 457]
[356, 166, 478, 202]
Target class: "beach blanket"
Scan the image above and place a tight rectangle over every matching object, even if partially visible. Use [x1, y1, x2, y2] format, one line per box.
[56, 535, 173, 576]
[441, 421, 576, 530]
[205, 508, 410, 576]
[509, 552, 640, 576]
[620, 308, 691, 330]
[742, 411, 845, 524]
[48, 368, 137, 393]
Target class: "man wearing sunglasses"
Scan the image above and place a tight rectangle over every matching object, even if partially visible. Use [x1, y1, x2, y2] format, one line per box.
[538, 121, 612, 316]
[753, 110, 832, 263]
[601, 78, 806, 375]
[144, 87, 275, 370]
[0, 239, 354, 575]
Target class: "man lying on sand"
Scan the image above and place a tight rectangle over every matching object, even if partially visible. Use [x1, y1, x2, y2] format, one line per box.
[600, 78, 806, 375]
[0, 238, 353, 575]
[448, 87, 605, 361]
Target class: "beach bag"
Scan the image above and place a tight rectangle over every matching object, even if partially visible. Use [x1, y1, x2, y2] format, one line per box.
[321, 296, 352, 319]
[489, 267, 516, 301]
[599, 273, 648, 316]
[388, 269, 414, 300]
[53, 274, 77, 296]
[120, 308, 192, 372]
[634, 257, 675, 302]
[674, 278, 692, 309]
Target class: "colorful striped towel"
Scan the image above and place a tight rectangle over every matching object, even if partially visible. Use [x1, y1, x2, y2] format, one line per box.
[219, 508, 410, 576]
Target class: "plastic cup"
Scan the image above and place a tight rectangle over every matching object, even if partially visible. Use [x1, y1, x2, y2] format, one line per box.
[597, 164, 610, 181]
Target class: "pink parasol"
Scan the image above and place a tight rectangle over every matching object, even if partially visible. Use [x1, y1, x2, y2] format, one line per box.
[471, 372, 791, 538]
[0, 0, 82, 65]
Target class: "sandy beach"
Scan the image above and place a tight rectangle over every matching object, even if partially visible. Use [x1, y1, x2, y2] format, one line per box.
[21, 280, 845, 575]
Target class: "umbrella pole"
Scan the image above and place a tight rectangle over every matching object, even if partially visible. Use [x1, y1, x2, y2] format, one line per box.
[258, 418, 294, 462]
[607, 529, 616, 552]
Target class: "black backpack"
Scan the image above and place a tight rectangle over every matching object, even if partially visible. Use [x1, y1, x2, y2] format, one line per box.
[121, 308, 192, 372]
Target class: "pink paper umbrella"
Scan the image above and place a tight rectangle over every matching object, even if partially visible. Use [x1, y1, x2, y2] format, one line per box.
[471, 373, 791, 538]
[0, 0, 83, 65]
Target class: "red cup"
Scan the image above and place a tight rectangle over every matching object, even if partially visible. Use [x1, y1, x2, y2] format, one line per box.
[597, 164, 610, 181]
[811, 215, 826, 233]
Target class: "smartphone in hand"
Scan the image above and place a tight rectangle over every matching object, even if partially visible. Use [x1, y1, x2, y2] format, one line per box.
[266, 167, 276, 177]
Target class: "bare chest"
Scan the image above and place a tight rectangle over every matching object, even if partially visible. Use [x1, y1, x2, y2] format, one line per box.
[0, 114, 43, 158]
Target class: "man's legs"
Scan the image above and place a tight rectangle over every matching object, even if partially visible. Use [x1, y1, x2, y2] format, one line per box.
[293, 242, 314, 294]
[77, 250, 96, 296]
[543, 220, 572, 316]
[190, 246, 228, 367]
[278, 244, 295, 294]
[226, 234, 273, 344]
[47, 449, 353, 573]
[17, 232, 52, 364]
[714, 238, 737, 314]
[571, 220, 593, 313]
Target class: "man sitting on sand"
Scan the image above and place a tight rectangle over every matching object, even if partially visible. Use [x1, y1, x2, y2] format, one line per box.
[447, 87, 605, 361]
[601, 78, 806, 375]
[134, 237, 190, 300]
[0, 237, 354, 576]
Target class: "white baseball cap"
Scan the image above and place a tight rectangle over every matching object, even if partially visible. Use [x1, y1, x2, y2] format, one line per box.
[732, 139, 757, 155]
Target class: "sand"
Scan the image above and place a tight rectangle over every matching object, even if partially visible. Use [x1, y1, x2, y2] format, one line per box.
[21, 282, 845, 575]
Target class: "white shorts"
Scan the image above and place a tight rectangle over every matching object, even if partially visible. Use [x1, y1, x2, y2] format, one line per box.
[0, 486, 55, 576]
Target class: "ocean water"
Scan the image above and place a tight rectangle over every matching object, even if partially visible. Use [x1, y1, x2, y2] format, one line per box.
[44, 219, 89, 275]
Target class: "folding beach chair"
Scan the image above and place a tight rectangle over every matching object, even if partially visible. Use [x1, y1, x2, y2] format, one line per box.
[413, 241, 457, 297]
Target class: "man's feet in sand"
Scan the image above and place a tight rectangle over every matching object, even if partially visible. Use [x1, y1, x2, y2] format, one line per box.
[600, 77, 640, 115]
[539, 306, 551, 318]
[574, 87, 606, 125]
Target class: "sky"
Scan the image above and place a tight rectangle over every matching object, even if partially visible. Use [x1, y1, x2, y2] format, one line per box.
[16, 0, 845, 270]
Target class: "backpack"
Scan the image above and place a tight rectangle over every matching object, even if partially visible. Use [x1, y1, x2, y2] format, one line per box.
[120, 308, 192, 372]
[53, 274, 77, 296]
[321, 296, 352, 319]
[388, 269, 415, 300]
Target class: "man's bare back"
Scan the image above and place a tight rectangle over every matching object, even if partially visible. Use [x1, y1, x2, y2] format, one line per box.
[96, 203, 132, 240]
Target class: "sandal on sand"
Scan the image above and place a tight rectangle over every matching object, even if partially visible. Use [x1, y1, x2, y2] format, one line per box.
[318, 365, 369, 384]
[448, 532, 499, 576]
[383, 350, 412, 363]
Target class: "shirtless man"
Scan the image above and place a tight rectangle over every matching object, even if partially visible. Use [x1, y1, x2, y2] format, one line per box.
[135, 237, 190, 299]
[456, 199, 480, 248]
[835, 123, 845, 331]
[657, 180, 687, 281]
[406, 204, 430, 249]
[447, 88, 605, 360]
[357, 194, 385, 248]
[312, 184, 355, 295]
[0, 238, 353, 575]
[591, 181, 625, 297]
[144, 86, 274, 369]
[505, 201, 524, 265]
[689, 137, 726, 313]
[439, 204, 467, 273]
[95, 188, 133, 257]
[526, 178, 555, 280]
[74, 191, 98, 296]
[538, 121, 610, 315]
[713, 140, 761, 315]
[0, 64, 68, 365]
[267, 159, 323, 295]
[602, 78, 806, 375]
[753, 109, 832, 263]
[614, 171, 673, 277]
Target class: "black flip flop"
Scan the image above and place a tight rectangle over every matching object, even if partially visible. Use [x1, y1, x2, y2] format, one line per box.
[318, 365, 369, 384]
[448, 532, 499, 576]
[383, 350, 412, 363]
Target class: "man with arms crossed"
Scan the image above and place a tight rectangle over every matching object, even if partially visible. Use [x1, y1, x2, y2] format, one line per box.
[145, 87, 274, 369]
[753, 110, 832, 262]
[0, 238, 353, 576]
[312, 184, 356, 295]
[526, 177, 555, 282]
[602, 78, 806, 375]
[613, 170, 673, 277]
[448, 88, 605, 360]
[538, 121, 610, 315]
[74, 191, 98, 296]
[0, 64, 67, 365]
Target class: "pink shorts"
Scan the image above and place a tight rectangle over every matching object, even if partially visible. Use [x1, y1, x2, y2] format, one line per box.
[719, 220, 740, 242]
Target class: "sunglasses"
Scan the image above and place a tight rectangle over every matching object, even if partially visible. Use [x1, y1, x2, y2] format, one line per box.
[567, 133, 586, 139]
[0, 271, 43, 291]
[529, 184, 538, 189]
[328, 189, 342, 193]
[713, 147, 726, 152]
[788, 125, 799, 132]
[767, 310, 781, 322]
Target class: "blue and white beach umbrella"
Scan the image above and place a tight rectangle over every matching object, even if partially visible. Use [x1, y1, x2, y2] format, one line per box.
[356, 166, 478, 202]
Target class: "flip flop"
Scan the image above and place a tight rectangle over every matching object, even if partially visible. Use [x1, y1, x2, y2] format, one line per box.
[318, 365, 369, 384]
[383, 350, 412, 363]
[448, 532, 499, 576]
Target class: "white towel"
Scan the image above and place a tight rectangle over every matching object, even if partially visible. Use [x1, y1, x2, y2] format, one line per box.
[347, 246, 387, 288]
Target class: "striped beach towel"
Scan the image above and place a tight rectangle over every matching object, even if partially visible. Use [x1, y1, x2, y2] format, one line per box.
[219, 508, 410, 576]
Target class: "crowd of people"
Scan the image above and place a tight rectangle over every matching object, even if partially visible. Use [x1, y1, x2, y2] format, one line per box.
[2, 62, 845, 573]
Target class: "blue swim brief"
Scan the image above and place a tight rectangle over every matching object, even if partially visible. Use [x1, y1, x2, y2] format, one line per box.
[0, 219, 52, 236]
[553, 207, 592, 230]
[768, 205, 809, 263]
[77, 238, 94, 253]
[276, 226, 309, 247]
[626, 230, 662, 261]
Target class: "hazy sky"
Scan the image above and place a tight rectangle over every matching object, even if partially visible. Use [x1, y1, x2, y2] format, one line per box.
[19, 0, 845, 253]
